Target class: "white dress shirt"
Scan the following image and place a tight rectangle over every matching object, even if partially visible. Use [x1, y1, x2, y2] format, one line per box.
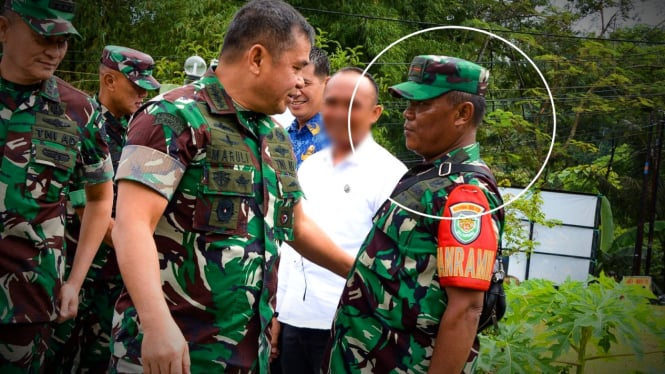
[277, 135, 407, 329]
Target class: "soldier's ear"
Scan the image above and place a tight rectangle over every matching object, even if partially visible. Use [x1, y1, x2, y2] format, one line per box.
[454, 101, 474, 128]
[0, 16, 10, 42]
[101, 72, 116, 91]
[247, 44, 267, 75]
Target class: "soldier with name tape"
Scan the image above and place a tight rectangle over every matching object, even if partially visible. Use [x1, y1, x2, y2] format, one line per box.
[108, 1, 353, 373]
[323, 55, 505, 374]
[0, 0, 113, 372]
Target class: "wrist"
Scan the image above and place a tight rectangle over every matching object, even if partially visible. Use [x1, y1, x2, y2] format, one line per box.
[64, 274, 84, 290]
[137, 305, 174, 331]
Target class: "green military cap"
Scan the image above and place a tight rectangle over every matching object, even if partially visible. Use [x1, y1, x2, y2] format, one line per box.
[5, 0, 80, 37]
[100, 45, 160, 90]
[389, 55, 489, 100]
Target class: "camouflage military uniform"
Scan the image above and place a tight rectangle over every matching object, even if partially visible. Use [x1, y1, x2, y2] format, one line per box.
[0, 75, 112, 371]
[109, 72, 302, 373]
[0, 1, 112, 372]
[48, 99, 128, 373]
[48, 45, 160, 373]
[324, 144, 504, 373]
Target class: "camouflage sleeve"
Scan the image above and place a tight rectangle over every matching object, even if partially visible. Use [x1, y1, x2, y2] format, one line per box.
[436, 184, 498, 291]
[68, 166, 87, 208]
[115, 101, 193, 201]
[68, 188, 87, 208]
[80, 99, 113, 184]
[78, 98, 114, 185]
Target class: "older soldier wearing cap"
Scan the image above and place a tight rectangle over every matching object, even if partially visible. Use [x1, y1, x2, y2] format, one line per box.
[323, 55, 505, 374]
[48, 45, 160, 373]
[0, 0, 113, 372]
[109, 1, 353, 373]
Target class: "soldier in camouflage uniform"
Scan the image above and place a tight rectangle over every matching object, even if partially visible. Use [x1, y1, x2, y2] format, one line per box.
[323, 55, 506, 374]
[49, 46, 160, 373]
[109, 1, 353, 373]
[0, 0, 114, 372]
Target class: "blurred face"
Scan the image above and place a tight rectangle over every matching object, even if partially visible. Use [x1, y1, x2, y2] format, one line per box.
[0, 12, 69, 85]
[402, 93, 465, 161]
[322, 71, 382, 149]
[288, 64, 327, 125]
[256, 32, 311, 115]
[101, 69, 148, 117]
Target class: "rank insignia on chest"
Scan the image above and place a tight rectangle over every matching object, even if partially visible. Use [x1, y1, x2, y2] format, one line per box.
[212, 170, 231, 187]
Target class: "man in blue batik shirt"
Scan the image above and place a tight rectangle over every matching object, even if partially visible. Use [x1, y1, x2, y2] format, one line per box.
[286, 46, 330, 168]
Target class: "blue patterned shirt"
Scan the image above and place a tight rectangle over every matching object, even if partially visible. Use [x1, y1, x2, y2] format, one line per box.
[286, 112, 329, 169]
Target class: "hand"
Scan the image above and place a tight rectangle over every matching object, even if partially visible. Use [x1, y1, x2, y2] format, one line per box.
[269, 317, 281, 362]
[56, 282, 80, 322]
[141, 317, 191, 374]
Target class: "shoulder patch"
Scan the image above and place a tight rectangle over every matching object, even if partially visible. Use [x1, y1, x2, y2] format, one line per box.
[449, 200, 484, 244]
[207, 84, 230, 111]
[437, 184, 497, 291]
[154, 112, 186, 135]
[203, 83, 235, 114]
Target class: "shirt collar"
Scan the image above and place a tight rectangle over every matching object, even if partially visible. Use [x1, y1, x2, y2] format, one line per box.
[94, 94, 112, 117]
[321, 134, 376, 167]
[95, 95, 129, 129]
[39, 76, 60, 102]
[196, 72, 263, 139]
[431, 143, 481, 167]
[287, 112, 323, 134]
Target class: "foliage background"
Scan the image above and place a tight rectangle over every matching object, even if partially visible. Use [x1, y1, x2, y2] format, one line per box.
[478, 274, 665, 373]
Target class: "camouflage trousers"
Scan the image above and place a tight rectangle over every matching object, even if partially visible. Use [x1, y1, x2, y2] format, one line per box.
[46, 275, 123, 373]
[0, 322, 52, 374]
[324, 325, 480, 374]
[109, 305, 269, 374]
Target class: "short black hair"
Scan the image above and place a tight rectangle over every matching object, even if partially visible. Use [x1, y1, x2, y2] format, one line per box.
[446, 90, 486, 126]
[336, 66, 379, 105]
[310, 46, 330, 78]
[220, 0, 315, 62]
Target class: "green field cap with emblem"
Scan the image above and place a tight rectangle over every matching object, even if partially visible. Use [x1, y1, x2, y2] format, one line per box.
[389, 55, 489, 100]
[5, 0, 80, 37]
[100, 45, 161, 90]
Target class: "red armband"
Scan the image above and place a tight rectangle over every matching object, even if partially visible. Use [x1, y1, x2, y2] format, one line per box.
[437, 184, 497, 291]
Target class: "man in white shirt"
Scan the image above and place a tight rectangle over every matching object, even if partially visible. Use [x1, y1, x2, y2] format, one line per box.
[276, 67, 407, 373]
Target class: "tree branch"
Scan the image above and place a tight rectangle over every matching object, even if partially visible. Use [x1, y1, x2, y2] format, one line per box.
[585, 350, 665, 361]
[553, 359, 579, 367]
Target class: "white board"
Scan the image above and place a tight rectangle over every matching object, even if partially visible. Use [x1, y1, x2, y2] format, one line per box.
[532, 224, 595, 258]
[499, 188, 600, 283]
